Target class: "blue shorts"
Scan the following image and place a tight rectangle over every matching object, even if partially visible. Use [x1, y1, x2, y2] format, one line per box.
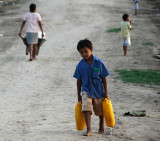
[26, 32, 38, 44]
[134, 3, 138, 10]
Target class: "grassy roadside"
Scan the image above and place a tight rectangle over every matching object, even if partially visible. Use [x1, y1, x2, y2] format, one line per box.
[115, 69, 160, 85]
[0, 0, 25, 7]
[107, 28, 121, 33]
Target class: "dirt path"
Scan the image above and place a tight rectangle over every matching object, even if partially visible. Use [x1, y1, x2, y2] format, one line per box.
[0, 0, 160, 140]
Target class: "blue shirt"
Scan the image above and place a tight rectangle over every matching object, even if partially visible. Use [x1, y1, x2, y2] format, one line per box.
[73, 55, 110, 98]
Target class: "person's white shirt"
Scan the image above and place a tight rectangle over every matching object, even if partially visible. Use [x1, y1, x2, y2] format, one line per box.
[23, 12, 41, 33]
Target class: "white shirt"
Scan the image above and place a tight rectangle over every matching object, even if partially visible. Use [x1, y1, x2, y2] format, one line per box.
[23, 12, 41, 33]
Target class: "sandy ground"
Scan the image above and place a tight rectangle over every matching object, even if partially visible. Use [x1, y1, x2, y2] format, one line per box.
[0, 0, 160, 140]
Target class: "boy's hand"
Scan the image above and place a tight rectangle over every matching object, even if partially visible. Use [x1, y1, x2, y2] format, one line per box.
[130, 20, 132, 25]
[78, 96, 82, 103]
[104, 93, 109, 99]
[18, 32, 22, 37]
[42, 32, 44, 38]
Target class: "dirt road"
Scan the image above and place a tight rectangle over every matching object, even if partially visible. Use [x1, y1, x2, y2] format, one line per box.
[0, 0, 160, 140]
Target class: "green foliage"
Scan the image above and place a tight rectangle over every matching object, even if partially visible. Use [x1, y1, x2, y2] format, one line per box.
[107, 28, 121, 33]
[115, 69, 160, 85]
[142, 42, 154, 46]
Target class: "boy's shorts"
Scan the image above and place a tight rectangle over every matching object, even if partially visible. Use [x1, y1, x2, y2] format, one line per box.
[122, 37, 131, 46]
[81, 91, 103, 116]
[134, 3, 138, 10]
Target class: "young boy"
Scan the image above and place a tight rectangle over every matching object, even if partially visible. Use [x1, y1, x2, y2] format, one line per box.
[120, 14, 132, 56]
[73, 39, 110, 136]
[133, 0, 139, 15]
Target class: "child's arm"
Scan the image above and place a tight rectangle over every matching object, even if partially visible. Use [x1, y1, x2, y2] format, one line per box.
[38, 21, 44, 38]
[129, 21, 132, 30]
[130, 20, 132, 25]
[102, 78, 109, 98]
[77, 79, 82, 102]
[18, 21, 26, 36]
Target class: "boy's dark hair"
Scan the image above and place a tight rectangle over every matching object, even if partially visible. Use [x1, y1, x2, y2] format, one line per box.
[30, 3, 36, 12]
[122, 14, 129, 21]
[77, 39, 93, 51]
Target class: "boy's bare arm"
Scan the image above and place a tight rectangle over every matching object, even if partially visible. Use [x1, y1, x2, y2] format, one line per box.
[77, 79, 82, 102]
[102, 78, 109, 98]
[130, 20, 132, 25]
[129, 21, 132, 30]
[38, 21, 44, 38]
[18, 20, 26, 36]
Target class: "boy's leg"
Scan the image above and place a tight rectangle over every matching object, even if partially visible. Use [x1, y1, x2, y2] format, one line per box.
[93, 98, 104, 134]
[33, 44, 37, 60]
[99, 115, 104, 134]
[82, 92, 92, 136]
[135, 9, 138, 15]
[123, 37, 127, 56]
[123, 45, 128, 56]
[125, 46, 128, 56]
[29, 44, 33, 61]
[84, 112, 92, 136]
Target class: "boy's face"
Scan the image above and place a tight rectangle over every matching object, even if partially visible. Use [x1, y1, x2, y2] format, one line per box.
[126, 17, 129, 21]
[79, 47, 92, 60]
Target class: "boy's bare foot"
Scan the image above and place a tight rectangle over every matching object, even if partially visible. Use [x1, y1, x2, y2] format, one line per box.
[29, 58, 32, 61]
[98, 129, 104, 134]
[33, 57, 37, 60]
[83, 131, 92, 136]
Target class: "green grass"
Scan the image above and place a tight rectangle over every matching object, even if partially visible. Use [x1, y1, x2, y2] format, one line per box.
[106, 6, 110, 9]
[157, 92, 160, 95]
[107, 28, 121, 33]
[115, 69, 160, 85]
[142, 42, 154, 46]
[11, 6, 20, 9]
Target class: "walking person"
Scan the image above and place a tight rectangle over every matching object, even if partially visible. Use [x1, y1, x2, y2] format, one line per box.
[120, 14, 132, 56]
[19, 3, 44, 61]
[73, 39, 110, 136]
[133, 0, 139, 15]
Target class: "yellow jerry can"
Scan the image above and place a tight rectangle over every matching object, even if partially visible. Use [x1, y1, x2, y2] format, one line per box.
[75, 102, 86, 130]
[102, 98, 115, 127]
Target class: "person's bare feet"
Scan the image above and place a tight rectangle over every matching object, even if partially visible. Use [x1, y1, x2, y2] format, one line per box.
[83, 131, 92, 136]
[33, 57, 37, 60]
[29, 58, 32, 61]
[98, 129, 104, 134]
